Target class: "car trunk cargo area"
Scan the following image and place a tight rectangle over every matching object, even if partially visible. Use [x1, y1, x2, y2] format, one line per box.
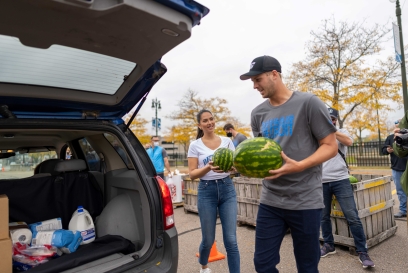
[0, 122, 161, 272]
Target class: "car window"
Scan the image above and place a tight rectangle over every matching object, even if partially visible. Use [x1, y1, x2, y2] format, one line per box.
[0, 35, 136, 95]
[104, 133, 133, 169]
[78, 138, 100, 171]
[0, 150, 58, 179]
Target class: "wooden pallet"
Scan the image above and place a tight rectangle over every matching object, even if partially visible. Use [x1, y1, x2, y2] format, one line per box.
[233, 176, 262, 227]
[182, 175, 199, 214]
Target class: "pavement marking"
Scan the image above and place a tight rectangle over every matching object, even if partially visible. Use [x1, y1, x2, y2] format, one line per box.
[178, 222, 221, 236]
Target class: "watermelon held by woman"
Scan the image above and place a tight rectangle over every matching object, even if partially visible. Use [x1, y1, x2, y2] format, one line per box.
[212, 147, 234, 172]
[233, 137, 283, 178]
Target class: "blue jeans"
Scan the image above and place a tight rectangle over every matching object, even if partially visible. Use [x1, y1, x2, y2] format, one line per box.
[321, 179, 367, 253]
[197, 176, 240, 272]
[392, 169, 407, 214]
[254, 203, 322, 273]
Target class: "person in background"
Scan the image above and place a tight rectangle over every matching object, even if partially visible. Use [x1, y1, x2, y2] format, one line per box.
[240, 55, 337, 273]
[146, 136, 172, 179]
[223, 123, 248, 147]
[320, 107, 375, 268]
[382, 119, 407, 218]
[188, 109, 240, 273]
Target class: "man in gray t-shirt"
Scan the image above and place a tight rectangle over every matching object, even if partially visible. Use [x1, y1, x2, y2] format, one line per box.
[320, 108, 375, 268]
[240, 55, 337, 273]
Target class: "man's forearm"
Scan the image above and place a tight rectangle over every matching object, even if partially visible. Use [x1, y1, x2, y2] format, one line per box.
[164, 160, 171, 173]
[335, 131, 352, 146]
[298, 143, 337, 171]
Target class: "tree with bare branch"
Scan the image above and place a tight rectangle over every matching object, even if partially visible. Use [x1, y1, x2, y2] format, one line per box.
[287, 17, 402, 128]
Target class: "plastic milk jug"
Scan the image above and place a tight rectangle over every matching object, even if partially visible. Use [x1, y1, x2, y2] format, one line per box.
[68, 206, 96, 245]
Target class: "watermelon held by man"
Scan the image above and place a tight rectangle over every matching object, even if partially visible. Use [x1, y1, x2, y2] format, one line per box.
[233, 137, 283, 178]
[212, 147, 234, 172]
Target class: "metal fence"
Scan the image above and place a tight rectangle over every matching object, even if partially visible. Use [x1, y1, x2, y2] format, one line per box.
[167, 141, 393, 168]
[347, 141, 391, 167]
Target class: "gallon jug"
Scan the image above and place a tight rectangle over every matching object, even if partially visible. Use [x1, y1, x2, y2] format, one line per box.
[68, 206, 96, 245]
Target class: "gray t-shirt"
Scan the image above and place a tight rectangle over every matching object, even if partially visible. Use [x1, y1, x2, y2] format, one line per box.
[233, 133, 247, 147]
[322, 128, 352, 183]
[251, 91, 336, 210]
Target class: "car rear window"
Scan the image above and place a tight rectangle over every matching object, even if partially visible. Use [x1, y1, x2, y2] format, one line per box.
[0, 35, 136, 95]
[0, 151, 58, 179]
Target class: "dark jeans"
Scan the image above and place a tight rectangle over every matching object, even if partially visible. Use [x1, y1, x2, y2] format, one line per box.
[157, 172, 164, 180]
[321, 178, 367, 253]
[197, 176, 240, 273]
[254, 203, 322, 273]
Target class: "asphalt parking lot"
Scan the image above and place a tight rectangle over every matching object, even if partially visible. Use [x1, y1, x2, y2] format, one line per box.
[175, 180, 407, 273]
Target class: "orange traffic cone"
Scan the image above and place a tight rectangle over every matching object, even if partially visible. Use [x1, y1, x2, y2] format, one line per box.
[196, 241, 226, 262]
[1, 167, 4, 172]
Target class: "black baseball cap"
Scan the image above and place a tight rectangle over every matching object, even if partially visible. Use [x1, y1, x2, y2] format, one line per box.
[328, 107, 338, 119]
[240, 55, 281, 80]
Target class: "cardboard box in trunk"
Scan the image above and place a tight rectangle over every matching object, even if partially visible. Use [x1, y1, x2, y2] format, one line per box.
[0, 195, 9, 239]
[0, 236, 12, 273]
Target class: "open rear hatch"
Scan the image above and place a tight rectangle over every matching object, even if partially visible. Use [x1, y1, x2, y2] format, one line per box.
[0, 0, 209, 119]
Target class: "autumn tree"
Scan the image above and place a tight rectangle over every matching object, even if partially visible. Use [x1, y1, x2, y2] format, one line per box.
[166, 89, 250, 153]
[123, 114, 151, 146]
[344, 107, 389, 143]
[164, 125, 194, 157]
[286, 17, 402, 128]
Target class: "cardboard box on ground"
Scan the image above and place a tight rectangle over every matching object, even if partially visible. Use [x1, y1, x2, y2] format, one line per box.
[0, 195, 8, 239]
[0, 195, 12, 273]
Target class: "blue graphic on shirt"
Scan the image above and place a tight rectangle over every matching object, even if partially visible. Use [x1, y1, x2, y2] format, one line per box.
[261, 115, 294, 140]
[203, 155, 213, 166]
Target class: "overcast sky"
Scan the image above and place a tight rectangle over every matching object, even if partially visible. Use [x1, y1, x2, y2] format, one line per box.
[137, 0, 408, 136]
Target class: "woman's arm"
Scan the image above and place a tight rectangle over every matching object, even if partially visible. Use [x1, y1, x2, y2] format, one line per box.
[188, 157, 211, 180]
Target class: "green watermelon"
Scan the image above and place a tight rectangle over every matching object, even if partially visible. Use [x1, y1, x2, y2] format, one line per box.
[349, 175, 358, 184]
[212, 148, 234, 172]
[233, 137, 283, 178]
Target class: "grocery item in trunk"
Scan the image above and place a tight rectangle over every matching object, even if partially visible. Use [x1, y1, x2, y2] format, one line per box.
[69, 206, 96, 245]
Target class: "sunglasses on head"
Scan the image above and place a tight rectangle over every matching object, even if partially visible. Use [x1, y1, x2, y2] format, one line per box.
[395, 121, 400, 124]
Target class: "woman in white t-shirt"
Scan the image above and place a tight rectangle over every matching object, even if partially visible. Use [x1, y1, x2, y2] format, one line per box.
[188, 109, 240, 273]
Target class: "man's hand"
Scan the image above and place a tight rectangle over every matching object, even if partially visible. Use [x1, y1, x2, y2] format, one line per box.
[386, 146, 394, 154]
[264, 151, 304, 180]
[394, 128, 402, 138]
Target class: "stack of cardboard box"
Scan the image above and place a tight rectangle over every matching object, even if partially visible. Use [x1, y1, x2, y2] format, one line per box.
[0, 195, 12, 273]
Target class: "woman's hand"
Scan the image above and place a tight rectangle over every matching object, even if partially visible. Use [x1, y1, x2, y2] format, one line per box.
[208, 161, 224, 173]
[228, 166, 237, 174]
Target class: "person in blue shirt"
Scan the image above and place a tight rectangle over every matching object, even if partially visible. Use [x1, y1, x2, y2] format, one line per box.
[146, 136, 172, 179]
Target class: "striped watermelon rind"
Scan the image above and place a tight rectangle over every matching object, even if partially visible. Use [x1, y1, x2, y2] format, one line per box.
[212, 148, 234, 172]
[233, 137, 283, 178]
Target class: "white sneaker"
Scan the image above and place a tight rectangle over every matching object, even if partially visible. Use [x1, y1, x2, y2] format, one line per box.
[200, 268, 212, 273]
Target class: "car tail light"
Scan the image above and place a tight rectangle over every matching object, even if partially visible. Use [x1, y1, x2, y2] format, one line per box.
[156, 176, 175, 230]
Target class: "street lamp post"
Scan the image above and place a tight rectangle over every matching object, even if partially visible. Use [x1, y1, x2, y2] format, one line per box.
[172, 141, 177, 169]
[391, 0, 408, 113]
[151, 98, 161, 136]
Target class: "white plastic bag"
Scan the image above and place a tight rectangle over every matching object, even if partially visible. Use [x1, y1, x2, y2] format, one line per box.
[166, 177, 177, 202]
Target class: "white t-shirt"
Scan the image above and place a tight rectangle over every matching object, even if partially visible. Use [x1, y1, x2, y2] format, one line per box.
[322, 128, 352, 183]
[188, 136, 235, 180]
